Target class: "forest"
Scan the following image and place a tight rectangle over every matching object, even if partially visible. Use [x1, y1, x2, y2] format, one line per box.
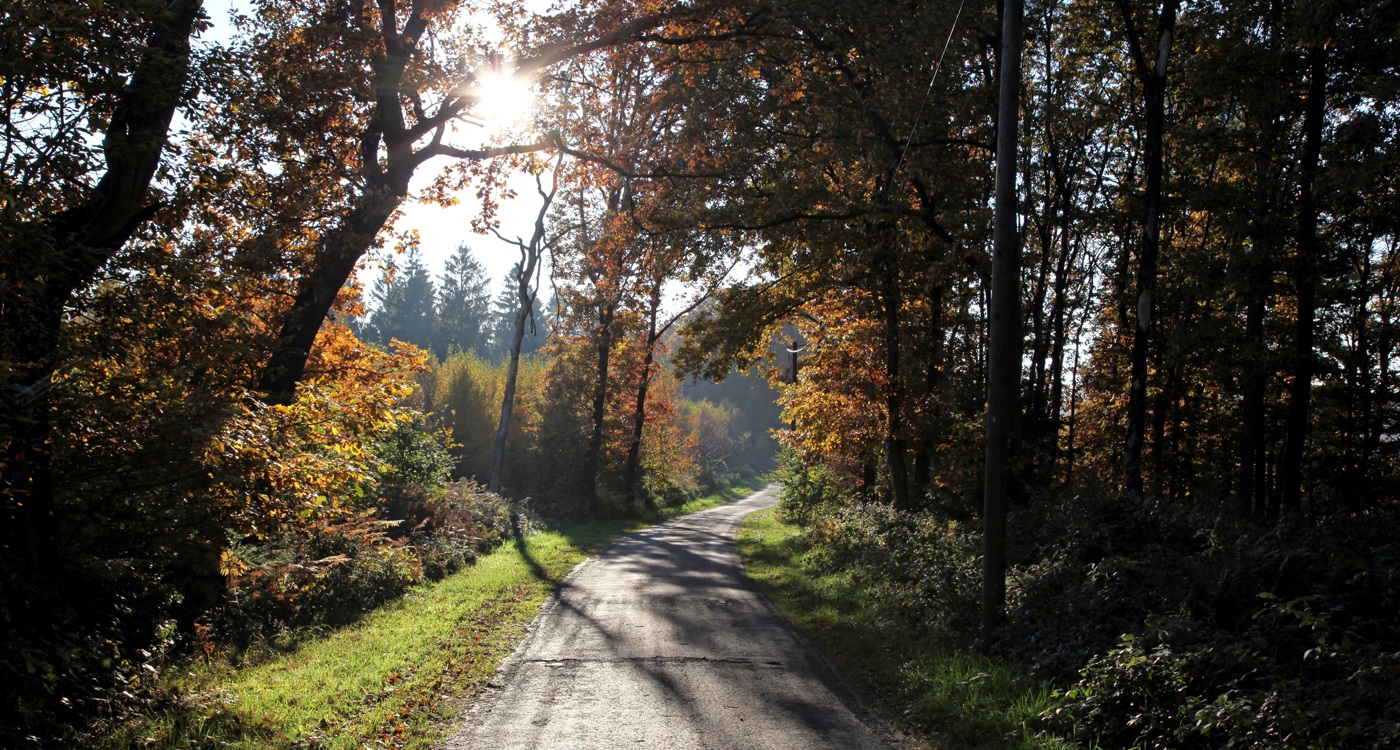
[2, 0, 1398, 747]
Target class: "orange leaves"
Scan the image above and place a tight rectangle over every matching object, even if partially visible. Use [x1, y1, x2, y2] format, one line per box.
[638, 373, 700, 497]
[200, 319, 425, 535]
[773, 289, 889, 479]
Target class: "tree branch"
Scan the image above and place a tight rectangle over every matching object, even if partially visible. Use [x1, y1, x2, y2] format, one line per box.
[414, 139, 550, 166]
[555, 141, 737, 180]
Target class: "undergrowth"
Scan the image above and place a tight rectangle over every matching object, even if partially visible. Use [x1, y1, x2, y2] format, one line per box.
[80, 480, 765, 749]
[737, 507, 1072, 750]
[764, 453, 1400, 749]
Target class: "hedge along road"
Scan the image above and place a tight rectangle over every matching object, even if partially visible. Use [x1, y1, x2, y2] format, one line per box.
[439, 484, 892, 750]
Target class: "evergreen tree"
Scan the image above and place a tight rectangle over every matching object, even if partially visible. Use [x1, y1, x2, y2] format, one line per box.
[432, 244, 493, 357]
[368, 249, 435, 350]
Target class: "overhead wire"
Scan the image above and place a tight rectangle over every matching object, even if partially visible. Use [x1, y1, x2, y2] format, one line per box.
[888, 0, 968, 187]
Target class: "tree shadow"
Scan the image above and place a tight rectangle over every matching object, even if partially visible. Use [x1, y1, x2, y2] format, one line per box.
[511, 510, 556, 587]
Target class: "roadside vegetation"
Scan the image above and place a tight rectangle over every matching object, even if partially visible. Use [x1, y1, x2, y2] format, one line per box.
[739, 507, 1070, 750]
[748, 458, 1400, 750]
[86, 479, 764, 750]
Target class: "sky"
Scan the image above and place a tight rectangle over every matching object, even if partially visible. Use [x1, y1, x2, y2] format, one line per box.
[200, 0, 549, 295]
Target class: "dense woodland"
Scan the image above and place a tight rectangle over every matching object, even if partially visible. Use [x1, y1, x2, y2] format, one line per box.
[3, 0, 1399, 746]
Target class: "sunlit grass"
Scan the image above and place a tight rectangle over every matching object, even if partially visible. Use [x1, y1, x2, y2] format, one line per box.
[646, 475, 770, 521]
[736, 507, 1073, 750]
[92, 479, 767, 749]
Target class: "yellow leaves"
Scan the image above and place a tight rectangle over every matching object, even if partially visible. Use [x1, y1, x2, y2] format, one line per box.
[219, 550, 250, 578]
[772, 290, 890, 474]
[201, 326, 425, 535]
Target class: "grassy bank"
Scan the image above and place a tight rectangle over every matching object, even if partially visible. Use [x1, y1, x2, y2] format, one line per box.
[646, 475, 770, 521]
[736, 507, 1071, 750]
[92, 479, 767, 749]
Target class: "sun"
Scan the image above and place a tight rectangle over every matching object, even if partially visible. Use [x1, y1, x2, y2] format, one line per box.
[472, 71, 536, 131]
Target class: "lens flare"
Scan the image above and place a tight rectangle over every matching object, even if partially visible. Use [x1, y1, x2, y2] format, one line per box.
[472, 72, 535, 130]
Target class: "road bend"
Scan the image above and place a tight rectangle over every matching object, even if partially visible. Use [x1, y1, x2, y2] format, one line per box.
[440, 483, 891, 749]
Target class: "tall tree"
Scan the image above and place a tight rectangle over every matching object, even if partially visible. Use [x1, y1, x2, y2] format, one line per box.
[1233, 2, 1290, 515]
[0, 0, 205, 577]
[432, 243, 493, 356]
[1114, 0, 1181, 496]
[1278, 34, 1328, 514]
[488, 160, 561, 493]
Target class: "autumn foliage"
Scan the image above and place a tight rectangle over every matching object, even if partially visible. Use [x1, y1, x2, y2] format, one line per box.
[6, 0, 1400, 746]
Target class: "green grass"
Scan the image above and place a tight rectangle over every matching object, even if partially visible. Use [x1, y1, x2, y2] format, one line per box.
[736, 507, 1073, 750]
[646, 474, 770, 521]
[92, 480, 767, 750]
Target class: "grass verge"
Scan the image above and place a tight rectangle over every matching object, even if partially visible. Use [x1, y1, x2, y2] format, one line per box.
[646, 475, 770, 522]
[92, 479, 768, 750]
[736, 506, 1072, 750]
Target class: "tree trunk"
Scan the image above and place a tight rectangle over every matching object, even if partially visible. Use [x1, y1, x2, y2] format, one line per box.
[581, 303, 617, 519]
[490, 166, 559, 492]
[489, 267, 543, 492]
[1240, 147, 1276, 515]
[258, 188, 402, 403]
[1354, 241, 1376, 512]
[1065, 331, 1083, 488]
[624, 286, 663, 510]
[1150, 350, 1180, 493]
[1280, 43, 1327, 514]
[982, 0, 1024, 646]
[1026, 206, 1055, 432]
[912, 282, 947, 502]
[878, 243, 912, 510]
[0, 0, 203, 576]
[1120, 0, 1179, 496]
[1044, 193, 1076, 481]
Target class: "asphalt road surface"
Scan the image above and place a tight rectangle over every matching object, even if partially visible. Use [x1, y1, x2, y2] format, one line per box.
[440, 484, 892, 750]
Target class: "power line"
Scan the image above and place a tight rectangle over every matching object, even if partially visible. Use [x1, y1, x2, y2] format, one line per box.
[890, 0, 968, 185]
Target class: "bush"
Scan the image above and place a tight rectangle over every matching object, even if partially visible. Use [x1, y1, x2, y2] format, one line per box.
[211, 513, 419, 644]
[1051, 598, 1400, 749]
[809, 502, 982, 642]
[371, 414, 454, 499]
[1000, 493, 1214, 676]
[774, 447, 847, 525]
[211, 481, 522, 647]
[1029, 497, 1400, 749]
[776, 474, 1400, 749]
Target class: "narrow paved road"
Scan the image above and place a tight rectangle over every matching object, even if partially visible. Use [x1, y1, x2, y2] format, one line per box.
[441, 484, 890, 749]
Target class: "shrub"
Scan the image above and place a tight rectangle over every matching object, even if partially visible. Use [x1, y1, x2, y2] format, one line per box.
[211, 512, 420, 644]
[210, 481, 523, 646]
[776, 475, 1400, 749]
[1033, 498, 1400, 749]
[1000, 493, 1214, 676]
[1051, 599, 1400, 749]
[774, 447, 847, 526]
[810, 502, 982, 641]
[371, 414, 454, 497]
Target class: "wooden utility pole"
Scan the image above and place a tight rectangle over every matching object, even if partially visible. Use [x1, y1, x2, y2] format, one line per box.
[982, 0, 1025, 645]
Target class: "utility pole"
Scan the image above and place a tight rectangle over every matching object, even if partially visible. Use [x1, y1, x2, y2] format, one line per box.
[982, 0, 1025, 647]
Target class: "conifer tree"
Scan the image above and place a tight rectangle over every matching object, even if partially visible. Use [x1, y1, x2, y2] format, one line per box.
[433, 244, 493, 357]
[369, 250, 436, 350]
